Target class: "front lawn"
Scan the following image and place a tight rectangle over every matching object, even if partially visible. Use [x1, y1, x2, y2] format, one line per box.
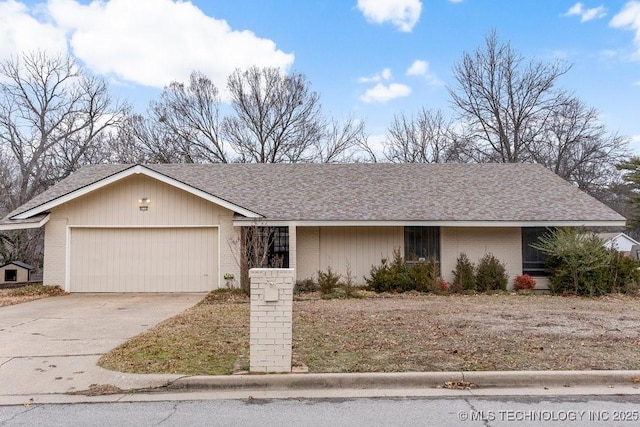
[98, 292, 640, 375]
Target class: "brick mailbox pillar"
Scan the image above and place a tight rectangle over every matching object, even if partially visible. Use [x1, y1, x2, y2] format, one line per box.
[249, 268, 295, 373]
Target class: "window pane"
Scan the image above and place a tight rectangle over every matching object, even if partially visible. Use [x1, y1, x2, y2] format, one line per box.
[4, 269, 17, 282]
[404, 226, 440, 261]
[269, 227, 289, 268]
[522, 227, 552, 276]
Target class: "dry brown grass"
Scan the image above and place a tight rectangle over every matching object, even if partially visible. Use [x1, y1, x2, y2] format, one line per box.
[0, 285, 66, 307]
[99, 290, 250, 375]
[99, 291, 640, 375]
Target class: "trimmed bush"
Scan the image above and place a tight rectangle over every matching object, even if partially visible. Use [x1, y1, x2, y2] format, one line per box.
[366, 249, 411, 292]
[513, 274, 536, 291]
[451, 252, 475, 293]
[408, 258, 429, 292]
[409, 256, 440, 293]
[294, 278, 318, 294]
[475, 253, 508, 292]
[317, 267, 341, 295]
[367, 250, 444, 293]
[608, 250, 640, 294]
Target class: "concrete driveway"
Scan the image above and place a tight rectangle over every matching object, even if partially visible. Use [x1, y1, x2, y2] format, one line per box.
[0, 293, 203, 396]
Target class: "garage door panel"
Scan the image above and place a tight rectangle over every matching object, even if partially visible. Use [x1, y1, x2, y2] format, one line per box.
[70, 228, 217, 292]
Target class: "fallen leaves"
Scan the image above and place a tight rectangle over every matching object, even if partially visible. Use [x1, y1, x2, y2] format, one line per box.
[0, 285, 66, 307]
[68, 384, 124, 396]
[444, 381, 476, 390]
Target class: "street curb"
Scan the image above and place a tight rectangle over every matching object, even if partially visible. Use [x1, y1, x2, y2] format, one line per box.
[167, 370, 640, 391]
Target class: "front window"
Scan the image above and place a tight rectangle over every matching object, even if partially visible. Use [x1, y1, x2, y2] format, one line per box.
[268, 227, 289, 268]
[522, 227, 552, 276]
[243, 226, 290, 269]
[4, 269, 17, 282]
[404, 226, 440, 262]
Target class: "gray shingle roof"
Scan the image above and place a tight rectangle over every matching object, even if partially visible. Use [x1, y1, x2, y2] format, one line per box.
[1, 261, 34, 270]
[2, 163, 626, 224]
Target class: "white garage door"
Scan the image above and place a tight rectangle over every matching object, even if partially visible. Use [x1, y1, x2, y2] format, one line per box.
[69, 227, 217, 292]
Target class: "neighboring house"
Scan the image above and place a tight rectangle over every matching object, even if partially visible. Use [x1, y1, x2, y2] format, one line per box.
[0, 261, 34, 284]
[599, 232, 640, 255]
[0, 163, 626, 292]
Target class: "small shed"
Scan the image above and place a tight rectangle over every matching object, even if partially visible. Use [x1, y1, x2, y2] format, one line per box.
[599, 232, 640, 255]
[0, 261, 34, 284]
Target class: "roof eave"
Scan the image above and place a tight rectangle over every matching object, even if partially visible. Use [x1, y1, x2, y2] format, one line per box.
[0, 214, 50, 230]
[233, 219, 627, 227]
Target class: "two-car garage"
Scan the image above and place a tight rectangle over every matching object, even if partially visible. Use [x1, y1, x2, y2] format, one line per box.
[69, 227, 218, 292]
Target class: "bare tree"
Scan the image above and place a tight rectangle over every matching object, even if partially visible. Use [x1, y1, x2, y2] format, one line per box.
[228, 223, 279, 294]
[383, 108, 467, 163]
[449, 30, 570, 163]
[0, 51, 126, 208]
[223, 66, 323, 163]
[530, 95, 628, 193]
[108, 114, 198, 164]
[0, 51, 126, 265]
[146, 71, 228, 163]
[315, 116, 368, 163]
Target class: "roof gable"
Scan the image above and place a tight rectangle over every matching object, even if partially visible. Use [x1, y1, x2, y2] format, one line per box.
[9, 165, 262, 220]
[600, 232, 640, 247]
[0, 261, 34, 270]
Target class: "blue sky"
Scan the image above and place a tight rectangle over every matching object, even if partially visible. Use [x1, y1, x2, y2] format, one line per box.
[2, 0, 640, 152]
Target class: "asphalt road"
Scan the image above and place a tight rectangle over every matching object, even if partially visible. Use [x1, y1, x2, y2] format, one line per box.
[2, 395, 640, 426]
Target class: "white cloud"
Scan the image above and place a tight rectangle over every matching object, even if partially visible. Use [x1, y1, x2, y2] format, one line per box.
[564, 2, 607, 22]
[357, 67, 393, 83]
[357, 0, 422, 32]
[448, 0, 463, 3]
[0, 0, 67, 59]
[44, 0, 293, 89]
[406, 60, 426, 76]
[360, 82, 411, 103]
[405, 59, 443, 85]
[611, 2, 640, 57]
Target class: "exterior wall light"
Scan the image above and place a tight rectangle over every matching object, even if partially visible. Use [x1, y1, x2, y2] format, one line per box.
[139, 197, 150, 212]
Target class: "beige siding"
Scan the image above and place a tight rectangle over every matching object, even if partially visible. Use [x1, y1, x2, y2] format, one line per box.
[218, 213, 240, 287]
[62, 174, 224, 226]
[0, 265, 30, 283]
[288, 224, 297, 275]
[441, 227, 522, 288]
[43, 174, 240, 291]
[43, 218, 68, 287]
[319, 227, 403, 285]
[70, 227, 217, 292]
[296, 226, 320, 281]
